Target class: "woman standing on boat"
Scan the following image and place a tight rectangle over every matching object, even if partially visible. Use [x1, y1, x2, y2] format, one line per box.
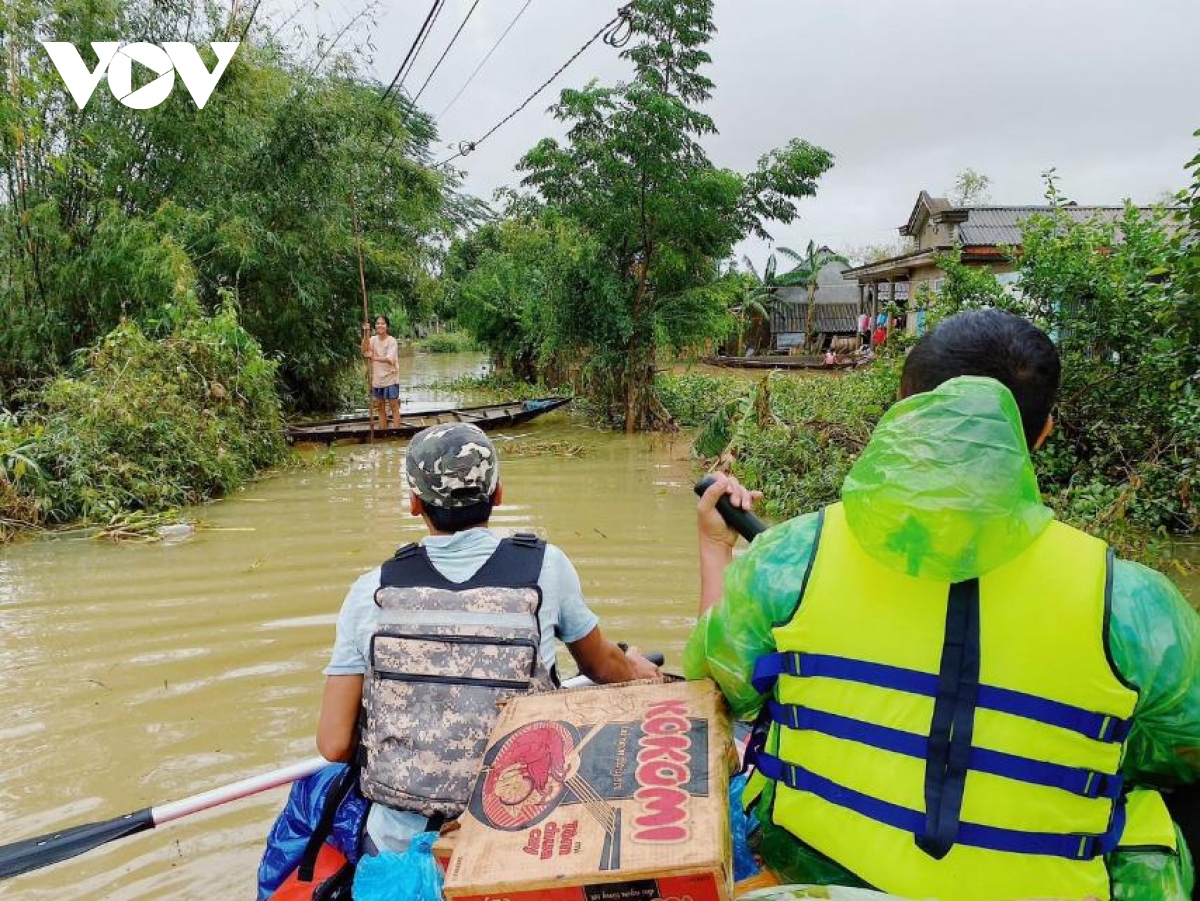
[361, 316, 401, 431]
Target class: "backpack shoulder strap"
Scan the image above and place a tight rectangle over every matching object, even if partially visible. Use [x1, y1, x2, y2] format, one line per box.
[377, 542, 456, 594]
[463, 532, 547, 589]
[297, 764, 361, 882]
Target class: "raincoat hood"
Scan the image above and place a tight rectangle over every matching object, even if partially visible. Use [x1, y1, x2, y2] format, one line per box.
[842, 376, 1053, 583]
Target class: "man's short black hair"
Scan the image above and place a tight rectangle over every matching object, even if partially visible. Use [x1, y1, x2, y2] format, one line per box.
[423, 499, 494, 533]
[900, 309, 1061, 450]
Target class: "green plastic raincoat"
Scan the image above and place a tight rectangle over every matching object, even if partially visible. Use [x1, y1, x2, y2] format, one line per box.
[685, 376, 1198, 900]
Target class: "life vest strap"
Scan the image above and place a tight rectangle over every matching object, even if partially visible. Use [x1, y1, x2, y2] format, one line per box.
[764, 701, 1123, 800]
[752, 749, 1126, 861]
[752, 652, 1131, 743]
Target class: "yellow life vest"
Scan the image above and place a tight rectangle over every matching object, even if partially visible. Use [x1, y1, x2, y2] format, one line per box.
[745, 502, 1176, 901]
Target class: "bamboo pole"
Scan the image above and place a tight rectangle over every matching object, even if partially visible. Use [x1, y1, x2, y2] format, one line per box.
[350, 180, 374, 443]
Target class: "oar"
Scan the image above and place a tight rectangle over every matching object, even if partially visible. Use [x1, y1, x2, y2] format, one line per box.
[0, 756, 328, 879]
[694, 475, 768, 541]
[0, 665, 660, 880]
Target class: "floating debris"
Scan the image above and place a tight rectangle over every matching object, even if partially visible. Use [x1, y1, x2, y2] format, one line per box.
[93, 511, 196, 543]
[498, 440, 589, 458]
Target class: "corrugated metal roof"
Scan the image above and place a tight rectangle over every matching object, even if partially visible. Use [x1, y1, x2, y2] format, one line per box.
[772, 299, 859, 333]
[956, 206, 1133, 247]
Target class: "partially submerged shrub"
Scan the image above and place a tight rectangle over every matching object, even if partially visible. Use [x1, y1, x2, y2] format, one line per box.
[418, 331, 477, 354]
[22, 305, 288, 525]
[660, 362, 902, 519]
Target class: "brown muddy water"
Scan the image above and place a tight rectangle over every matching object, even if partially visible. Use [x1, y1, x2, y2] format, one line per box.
[1, 352, 1196, 900]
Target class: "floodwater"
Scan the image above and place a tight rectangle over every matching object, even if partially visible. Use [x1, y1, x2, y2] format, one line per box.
[1, 352, 1196, 900]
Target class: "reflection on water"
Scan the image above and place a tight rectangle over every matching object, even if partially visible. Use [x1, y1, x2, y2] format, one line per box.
[1, 351, 1195, 900]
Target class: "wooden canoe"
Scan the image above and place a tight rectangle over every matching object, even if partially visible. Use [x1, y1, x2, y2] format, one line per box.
[287, 397, 572, 444]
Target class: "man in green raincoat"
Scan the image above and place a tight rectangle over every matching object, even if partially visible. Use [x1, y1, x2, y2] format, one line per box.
[687, 310, 1198, 900]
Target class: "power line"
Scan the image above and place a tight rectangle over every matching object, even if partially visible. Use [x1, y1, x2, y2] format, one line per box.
[412, 0, 483, 105]
[436, 0, 535, 121]
[437, 5, 632, 167]
[380, 0, 446, 105]
[403, 0, 447, 95]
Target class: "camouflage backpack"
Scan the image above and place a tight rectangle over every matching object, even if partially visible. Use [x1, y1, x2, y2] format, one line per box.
[359, 533, 555, 818]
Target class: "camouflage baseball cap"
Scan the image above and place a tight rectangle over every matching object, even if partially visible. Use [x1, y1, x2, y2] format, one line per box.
[405, 423, 500, 509]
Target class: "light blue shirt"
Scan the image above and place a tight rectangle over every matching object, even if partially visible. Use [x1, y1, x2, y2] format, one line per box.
[324, 527, 599, 850]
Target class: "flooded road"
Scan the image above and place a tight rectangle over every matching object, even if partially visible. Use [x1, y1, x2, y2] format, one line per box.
[1, 351, 1195, 900]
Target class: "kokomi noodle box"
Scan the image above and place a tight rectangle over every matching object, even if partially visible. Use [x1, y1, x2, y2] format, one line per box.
[443, 679, 735, 901]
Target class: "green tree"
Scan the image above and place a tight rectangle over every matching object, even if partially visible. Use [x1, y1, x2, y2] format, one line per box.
[948, 167, 992, 206]
[517, 0, 832, 430]
[445, 211, 616, 383]
[0, 0, 458, 408]
[1015, 175, 1196, 537]
[776, 241, 850, 350]
[1164, 130, 1200, 382]
[726, 254, 781, 355]
[918, 246, 1017, 327]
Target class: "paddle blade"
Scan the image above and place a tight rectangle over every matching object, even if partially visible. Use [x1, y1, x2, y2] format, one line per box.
[0, 807, 154, 879]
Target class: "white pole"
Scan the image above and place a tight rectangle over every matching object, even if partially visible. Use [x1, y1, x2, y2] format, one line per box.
[153, 756, 329, 825]
[154, 674, 598, 826]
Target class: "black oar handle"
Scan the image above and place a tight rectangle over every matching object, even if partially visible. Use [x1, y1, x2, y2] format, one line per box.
[617, 643, 664, 667]
[694, 476, 767, 542]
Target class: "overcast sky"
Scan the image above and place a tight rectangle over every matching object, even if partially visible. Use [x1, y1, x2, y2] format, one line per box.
[304, 0, 1200, 263]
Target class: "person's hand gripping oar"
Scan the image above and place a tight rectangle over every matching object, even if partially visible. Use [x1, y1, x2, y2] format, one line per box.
[694, 474, 766, 617]
[694, 474, 767, 542]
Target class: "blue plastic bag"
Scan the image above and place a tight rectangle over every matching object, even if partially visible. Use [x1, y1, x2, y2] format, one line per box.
[256, 764, 368, 901]
[353, 832, 444, 901]
[730, 771, 762, 881]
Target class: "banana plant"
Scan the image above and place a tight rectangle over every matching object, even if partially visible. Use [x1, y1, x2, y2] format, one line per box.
[776, 242, 850, 351]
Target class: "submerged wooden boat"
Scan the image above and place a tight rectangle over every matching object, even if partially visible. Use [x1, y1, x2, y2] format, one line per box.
[287, 397, 571, 444]
[703, 355, 863, 371]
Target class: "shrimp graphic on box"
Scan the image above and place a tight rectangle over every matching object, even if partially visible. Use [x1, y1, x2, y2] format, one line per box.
[477, 719, 623, 869]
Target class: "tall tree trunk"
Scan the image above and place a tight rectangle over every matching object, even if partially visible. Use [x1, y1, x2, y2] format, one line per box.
[805, 281, 818, 352]
[625, 245, 654, 433]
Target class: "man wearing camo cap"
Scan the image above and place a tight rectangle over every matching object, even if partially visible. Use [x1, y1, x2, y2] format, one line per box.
[404, 423, 501, 514]
[317, 423, 660, 854]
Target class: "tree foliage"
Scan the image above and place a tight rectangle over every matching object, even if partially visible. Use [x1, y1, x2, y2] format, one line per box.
[918, 172, 1199, 542]
[948, 167, 992, 206]
[0, 0, 461, 408]
[454, 0, 835, 430]
[2, 302, 287, 529]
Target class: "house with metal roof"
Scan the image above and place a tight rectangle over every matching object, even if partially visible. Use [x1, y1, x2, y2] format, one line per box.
[768, 257, 861, 350]
[842, 191, 1148, 334]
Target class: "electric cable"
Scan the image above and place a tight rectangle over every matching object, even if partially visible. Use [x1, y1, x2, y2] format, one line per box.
[412, 0, 483, 105]
[437, 4, 632, 167]
[436, 0, 535, 120]
[380, 0, 446, 105]
[402, 0, 447, 95]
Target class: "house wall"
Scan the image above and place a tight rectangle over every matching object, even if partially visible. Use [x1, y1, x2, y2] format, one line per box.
[916, 219, 955, 250]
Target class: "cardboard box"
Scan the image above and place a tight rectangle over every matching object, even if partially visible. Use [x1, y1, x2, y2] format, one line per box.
[444, 679, 734, 901]
[433, 830, 456, 872]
